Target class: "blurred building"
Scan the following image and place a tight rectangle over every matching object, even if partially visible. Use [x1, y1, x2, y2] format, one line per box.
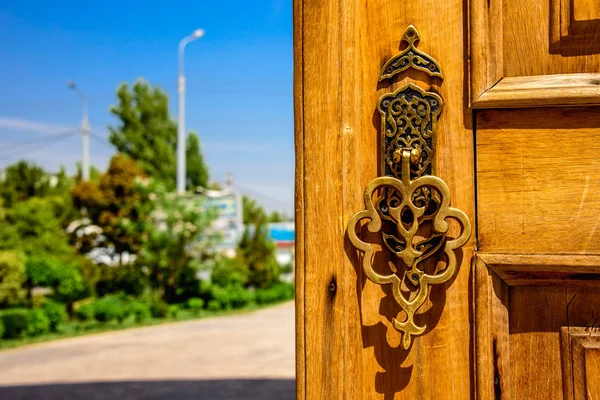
[196, 184, 244, 258]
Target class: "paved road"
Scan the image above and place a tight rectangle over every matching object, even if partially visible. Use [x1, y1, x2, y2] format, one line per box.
[0, 302, 295, 400]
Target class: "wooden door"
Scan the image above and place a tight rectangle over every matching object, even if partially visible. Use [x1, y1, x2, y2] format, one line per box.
[294, 0, 600, 399]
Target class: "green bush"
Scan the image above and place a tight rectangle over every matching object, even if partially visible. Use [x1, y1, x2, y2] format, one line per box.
[207, 300, 221, 312]
[186, 298, 204, 315]
[168, 304, 181, 318]
[0, 319, 5, 338]
[0, 309, 29, 338]
[129, 301, 151, 323]
[42, 301, 67, 332]
[75, 302, 95, 321]
[0, 251, 26, 305]
[92, 295, 126, 323]
[26, 309, 50, 336]
[211, 257, 249, 287]
[227, 286, 254, 309]
[255, 282, 295, 305]
[150, 299, 169, 319]
[210, 285, 232, 310]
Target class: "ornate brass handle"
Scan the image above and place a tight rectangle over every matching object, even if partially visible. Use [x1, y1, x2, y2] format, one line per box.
[346, 26, 471, 350]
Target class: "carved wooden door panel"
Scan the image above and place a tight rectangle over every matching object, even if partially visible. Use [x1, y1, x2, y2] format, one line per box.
[294, 0, 600, 398]
[472, 0, 600, 398]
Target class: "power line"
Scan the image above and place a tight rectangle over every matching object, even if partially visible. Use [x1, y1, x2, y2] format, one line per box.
[89, 130, 114, 150]
[0, 129, 79, 154]
[231, 182, 292, 208]
[0, 129, 79, 155]
[0, 131, 79, 161]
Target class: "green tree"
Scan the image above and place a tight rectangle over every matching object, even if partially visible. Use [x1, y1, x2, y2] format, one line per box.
[108, 79, 209, 190]
[242, 195, 287, 224]
[242, 195, 266, 225]
[0, 251, 26, 306]
[138, 185, 219, 302]
[71, 154, 148, 256]
[0, 197, 74, 257]
[0, 161, 75, 225]
[0, 161, 49, 207]
[24, 257, 87, 315]
[237, 217, 280, 288]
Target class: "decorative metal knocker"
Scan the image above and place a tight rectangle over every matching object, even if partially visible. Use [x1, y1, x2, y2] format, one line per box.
[347, 26, 471, 349]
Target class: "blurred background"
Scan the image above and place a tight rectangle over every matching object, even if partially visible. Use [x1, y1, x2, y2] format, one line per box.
[0, 1, 295, 399]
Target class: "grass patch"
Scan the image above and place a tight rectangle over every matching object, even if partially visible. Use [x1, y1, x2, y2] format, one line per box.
[0, 300, 291, 351]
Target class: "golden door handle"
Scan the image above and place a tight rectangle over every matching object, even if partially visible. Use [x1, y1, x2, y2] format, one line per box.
[346, 26, 471, 350]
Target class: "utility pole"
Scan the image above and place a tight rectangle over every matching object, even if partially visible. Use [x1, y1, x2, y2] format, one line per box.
[67, 81, 89, 181]
[177, 28, 205, 194]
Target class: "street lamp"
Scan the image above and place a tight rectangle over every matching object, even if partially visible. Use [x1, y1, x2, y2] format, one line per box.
[67, 80, 90, 181]
[177, 28, 205, 193]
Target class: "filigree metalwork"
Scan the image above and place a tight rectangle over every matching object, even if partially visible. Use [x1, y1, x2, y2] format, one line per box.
[346, 26, 471, 349]
[347, 152, 470, 349]
[379, 25, 443, 82]
[378, 83, 442, 180]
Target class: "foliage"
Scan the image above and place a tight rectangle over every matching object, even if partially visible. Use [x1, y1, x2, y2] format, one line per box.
[26, 309, 51, 336]
[210, 256, 249, 287]
[186, 133, 210, 191]
[71, 154, 148, 257]
[242, 196, 266, 225]
[227, 285, 255, 308]
[242, 195, 287, 224]
[53, 265, 87, 314]
[138, 184, 218, 303]
[24, 257, 86, 315]
[0, 309, 29, 338]
[25, 256, 59, 288]
[128, 301, 151, 322]
[0, 251, 26, 305]
[168, 304, 180, 318]
[108, 79, 209, 190]
[42, 301, 67, 332]
[255, 282, 295, 305]
[186, 298, 204, 315]
[237, 219, 280, 288]
[0, 319, 4, 338]
[75, 302, 95, 321]
[91, 295, 127, 323]
[207, 300, 221, 312]
[0, 197, 74, 257]
[149, 299, 169, 319]
[0, 161, 72, 207]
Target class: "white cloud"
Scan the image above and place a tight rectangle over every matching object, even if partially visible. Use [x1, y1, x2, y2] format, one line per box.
[0, 117, 77, 135]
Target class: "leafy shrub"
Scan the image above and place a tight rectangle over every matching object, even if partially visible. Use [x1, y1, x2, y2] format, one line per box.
[255, 283, 294, 305]
[26, 309, 51, 336]
[0, 319, 5, 338]
[25, 256, 58, 287]
[0, 251, 26, 305]
[211, 257, 249, 287]
[129, 301, 151, 323]
[210, 285, 232, 310]
[207, 300, 221, 312]
[150, 299, 169, 319]
[227, 286, 254, 309]
[92, 295, 127, 323]
[186, 298, 204, 315]
[42, 301, 67, 332]
[0, 309, 29, 338]
[168, 304, 180, 318]
[75, 302, 95, 321]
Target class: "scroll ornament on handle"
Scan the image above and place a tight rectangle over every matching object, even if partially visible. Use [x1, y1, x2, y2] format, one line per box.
[346, 26, 471, 350]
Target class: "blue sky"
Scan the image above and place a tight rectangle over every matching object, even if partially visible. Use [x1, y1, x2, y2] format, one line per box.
[0, 1, 294, 214]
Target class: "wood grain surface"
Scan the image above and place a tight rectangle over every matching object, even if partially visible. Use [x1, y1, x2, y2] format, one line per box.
[294, 0, 474, 398]
[472, 73, 600, 109]
[476, 107, 600, 255]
